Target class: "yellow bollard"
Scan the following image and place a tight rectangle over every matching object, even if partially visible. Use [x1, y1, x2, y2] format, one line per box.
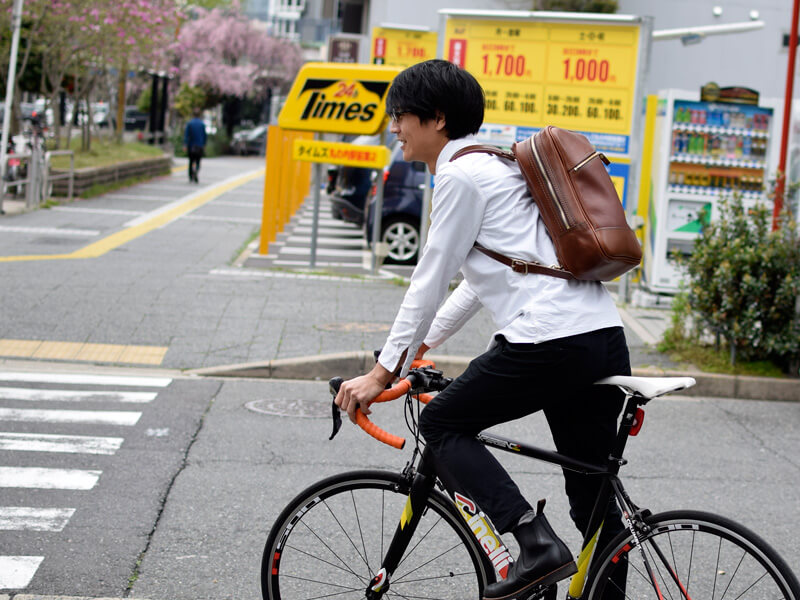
[260, 125, 283, 254]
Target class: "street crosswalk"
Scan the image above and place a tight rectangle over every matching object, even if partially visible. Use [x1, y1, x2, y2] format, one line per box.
[0, 370, 171, 591]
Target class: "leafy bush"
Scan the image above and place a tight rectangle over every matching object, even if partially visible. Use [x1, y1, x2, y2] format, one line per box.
[672, 193, 800, 374]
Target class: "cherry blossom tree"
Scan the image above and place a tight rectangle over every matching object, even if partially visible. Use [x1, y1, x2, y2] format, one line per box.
[171, 5, 302, 106]
[1, 0, 181, 148]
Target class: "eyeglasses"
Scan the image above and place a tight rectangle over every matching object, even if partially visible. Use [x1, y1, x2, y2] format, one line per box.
[389, 109, 409, 123]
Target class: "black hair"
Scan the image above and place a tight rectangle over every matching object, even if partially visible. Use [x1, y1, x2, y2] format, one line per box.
[386, 59, 484, 139]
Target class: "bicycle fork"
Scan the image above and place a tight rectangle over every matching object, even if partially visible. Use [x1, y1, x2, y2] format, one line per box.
[365, 450, 512, 599]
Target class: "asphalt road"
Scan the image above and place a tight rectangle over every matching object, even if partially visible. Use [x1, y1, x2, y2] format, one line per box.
[0, 157, 798, 598]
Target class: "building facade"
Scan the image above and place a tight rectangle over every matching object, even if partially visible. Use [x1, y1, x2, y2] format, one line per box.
[248, 0, 795, 102]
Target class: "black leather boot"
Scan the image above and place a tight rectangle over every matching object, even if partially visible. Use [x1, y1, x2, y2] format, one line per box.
[483, 501, 577, 600]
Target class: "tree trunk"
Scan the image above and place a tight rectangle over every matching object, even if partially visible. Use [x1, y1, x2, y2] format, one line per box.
[115, 62, 127, 144]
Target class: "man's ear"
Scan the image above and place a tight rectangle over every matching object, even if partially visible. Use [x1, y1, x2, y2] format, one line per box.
[434, 111, 447, 132]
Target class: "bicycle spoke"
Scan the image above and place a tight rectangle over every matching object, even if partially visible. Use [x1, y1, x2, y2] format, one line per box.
[589, 513, 799, 600]
[263, 473, 488, 600]
[298, 518, 367, 582]
[393, 541, 471, 585]
[285, 543, 368, 582]
[321, 496, 372, 574]
[395, 513, 446, 572]
[350, 489, 371, 573]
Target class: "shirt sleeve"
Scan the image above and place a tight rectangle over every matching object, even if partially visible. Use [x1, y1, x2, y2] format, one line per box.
[423, 278, 482, 349]
[378, 166, 487, 376]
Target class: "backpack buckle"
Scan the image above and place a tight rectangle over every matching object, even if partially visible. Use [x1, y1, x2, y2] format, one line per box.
[511, 259, 529, 274]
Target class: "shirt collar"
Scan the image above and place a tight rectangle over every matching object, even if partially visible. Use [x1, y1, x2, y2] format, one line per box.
[435, 134, 480, 174]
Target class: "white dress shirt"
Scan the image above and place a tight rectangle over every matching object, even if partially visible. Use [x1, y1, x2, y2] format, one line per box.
[378, 135, 623, 376]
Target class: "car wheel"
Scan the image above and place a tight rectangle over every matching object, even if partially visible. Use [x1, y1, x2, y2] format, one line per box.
[381, 216, 420, 265]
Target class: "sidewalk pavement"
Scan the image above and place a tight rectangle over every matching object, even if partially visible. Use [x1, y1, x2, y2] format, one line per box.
[0, 157, 797, 402]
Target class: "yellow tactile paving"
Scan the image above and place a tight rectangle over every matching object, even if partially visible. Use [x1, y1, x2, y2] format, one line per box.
[0, 339, 42, 357]
[74, 343, 127, 362]
[0, 338, 168, 366]
[118, 345, 169, 365]
[32, 341, 85, 360]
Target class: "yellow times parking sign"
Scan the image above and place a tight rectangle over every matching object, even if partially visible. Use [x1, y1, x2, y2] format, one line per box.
[279, 63, 402, 135]
[444, 17, 640, 136]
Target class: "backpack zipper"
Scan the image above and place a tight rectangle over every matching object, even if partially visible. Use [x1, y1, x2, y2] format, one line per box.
[572, 151, 610, 172]
[530, 136, 571, 230]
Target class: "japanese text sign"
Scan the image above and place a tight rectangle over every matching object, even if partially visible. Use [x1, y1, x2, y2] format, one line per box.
[292, 139, 391, 169]
[371, 27, 439, 68]
[444, 16, 641, 146]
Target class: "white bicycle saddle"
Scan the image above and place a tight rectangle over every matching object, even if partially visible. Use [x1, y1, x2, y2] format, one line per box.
[595, 375, 697, 400]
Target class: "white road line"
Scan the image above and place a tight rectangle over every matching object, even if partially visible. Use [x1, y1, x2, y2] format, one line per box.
[0, 387, 156, 403]
[0, 555, 44, 589]
[0, 372, 171, 387]
[285, 235, 365, 248]
[214, 201, 261, 208]
[182, 215, 261, 224]
[0, 507, 75, 531]
[0, 407, 141, 426]
[0, 432, 124, 455]
[0, 225, 100, 237]
[0, 466, 101, 490]
[278, 246, 365, 259]
[617, 306, 659, 346]
[100, 194, 169, 201]
[50, 207, 145, 216]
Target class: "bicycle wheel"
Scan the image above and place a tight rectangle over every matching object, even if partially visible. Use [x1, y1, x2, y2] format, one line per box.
[261, 469, 495, 600]
[587, 510, 800, 600]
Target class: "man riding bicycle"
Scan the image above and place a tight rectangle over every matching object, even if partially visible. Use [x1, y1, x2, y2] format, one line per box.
[335, 59, 631, 600]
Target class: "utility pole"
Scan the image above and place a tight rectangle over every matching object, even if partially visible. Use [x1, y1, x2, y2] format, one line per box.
[0, 0, 25, 215]
[772, 0, 799, 230]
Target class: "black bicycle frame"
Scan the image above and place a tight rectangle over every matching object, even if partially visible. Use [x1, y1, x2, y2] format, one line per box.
[366, 394, 645, 600]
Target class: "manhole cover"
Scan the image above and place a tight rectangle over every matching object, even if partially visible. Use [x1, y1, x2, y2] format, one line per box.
[317, 322, 391, 333]
[245, 398, 329, 418]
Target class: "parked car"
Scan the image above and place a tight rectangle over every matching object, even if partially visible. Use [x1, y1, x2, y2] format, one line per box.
[231, 124, 268, 155]
[364, 142, 427, 265]
[328, 131, 396, 225]
[124, 106, 149, 131]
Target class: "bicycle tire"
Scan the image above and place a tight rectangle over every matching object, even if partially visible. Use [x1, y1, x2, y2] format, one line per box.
[586, 510, 800, 600]
[261, 469, 496, 600]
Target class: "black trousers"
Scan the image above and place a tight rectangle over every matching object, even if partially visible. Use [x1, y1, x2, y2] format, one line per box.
[418, 326, 630, 552]
[188, 150, 203, 181]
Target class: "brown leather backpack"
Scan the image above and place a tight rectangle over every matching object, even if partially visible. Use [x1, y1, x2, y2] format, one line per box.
[451, 126, 642, 281]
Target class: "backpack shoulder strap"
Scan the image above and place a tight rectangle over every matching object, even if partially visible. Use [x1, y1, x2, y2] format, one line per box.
[449, 144, 575, 281]
[474, 244, 574, 280]
[450, 144, 516, 162]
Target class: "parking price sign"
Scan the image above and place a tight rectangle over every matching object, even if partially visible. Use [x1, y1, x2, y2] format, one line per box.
[444, 16, 642, 154]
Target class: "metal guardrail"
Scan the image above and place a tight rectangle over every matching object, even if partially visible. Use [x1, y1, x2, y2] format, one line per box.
[46, 149, 75, 202]
[1, 147, 74, 210]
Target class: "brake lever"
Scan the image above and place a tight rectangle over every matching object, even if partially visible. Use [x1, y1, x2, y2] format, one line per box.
[329, 377, 344, 440]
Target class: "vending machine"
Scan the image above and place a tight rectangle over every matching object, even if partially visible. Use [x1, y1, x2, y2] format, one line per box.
[642, 89, 783, 293]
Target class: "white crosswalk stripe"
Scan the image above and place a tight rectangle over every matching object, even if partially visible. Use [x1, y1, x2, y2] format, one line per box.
[0, 507, 75, 531]
[0, 467, 102, 490]
[0, 432, 124, 454]
[0, 407, 141, 426]
[0, 372, 172, 387]
[0, 371, 171, 590]
[0, 387, 157, 403]
[0, 556, 44, 589]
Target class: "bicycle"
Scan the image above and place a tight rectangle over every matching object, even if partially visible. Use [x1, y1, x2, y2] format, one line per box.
[261, 363, 800, 600]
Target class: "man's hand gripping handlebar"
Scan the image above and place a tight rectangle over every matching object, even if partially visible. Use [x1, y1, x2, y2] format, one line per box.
[329, 362, 452, 450]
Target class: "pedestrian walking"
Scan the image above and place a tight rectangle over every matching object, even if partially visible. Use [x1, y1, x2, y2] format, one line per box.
[334, 59, 632, 600]
[183, 108, 207, 183]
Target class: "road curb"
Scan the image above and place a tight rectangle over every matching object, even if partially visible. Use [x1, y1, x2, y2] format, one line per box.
[188, 352, 800, 402]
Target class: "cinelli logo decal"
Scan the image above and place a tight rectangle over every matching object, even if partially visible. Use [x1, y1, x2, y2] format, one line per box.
[454, 492, 513, 578]
[298, 79, 390, 122]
